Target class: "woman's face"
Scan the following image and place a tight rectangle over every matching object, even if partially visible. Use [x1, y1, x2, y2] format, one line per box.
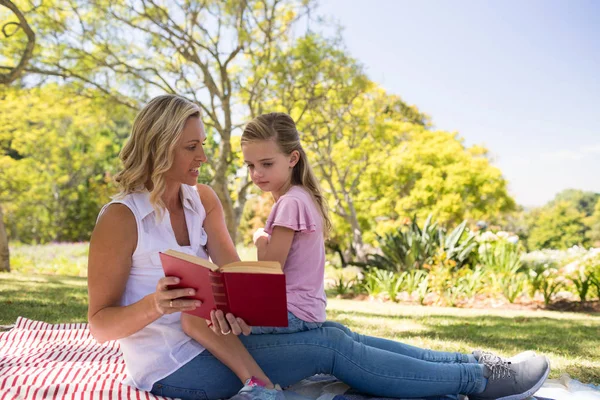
[165, 117, 207, 187]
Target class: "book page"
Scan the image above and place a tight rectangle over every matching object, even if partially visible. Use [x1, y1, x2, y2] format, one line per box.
[163, 249, 219, 272]
[220, 261, 283, 275]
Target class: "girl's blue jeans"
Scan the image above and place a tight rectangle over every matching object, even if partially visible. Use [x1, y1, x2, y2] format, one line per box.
[251, 312, 323, 334]
[150, 321, 485, 400]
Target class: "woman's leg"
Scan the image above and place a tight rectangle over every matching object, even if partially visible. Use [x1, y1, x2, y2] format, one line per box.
[322, 320, 473, 363]
[153, 326, 486, 400]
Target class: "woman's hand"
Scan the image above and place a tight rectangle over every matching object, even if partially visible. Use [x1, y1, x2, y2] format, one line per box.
[210, 309, 252, 336]
[153, 276, 202, 315]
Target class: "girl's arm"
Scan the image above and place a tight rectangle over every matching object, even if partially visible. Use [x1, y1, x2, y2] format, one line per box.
[255, 226, 294, 267]
[197, 184, 240, 266]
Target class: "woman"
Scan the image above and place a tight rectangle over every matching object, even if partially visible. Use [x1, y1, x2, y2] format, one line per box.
[87, 95, 549, 400]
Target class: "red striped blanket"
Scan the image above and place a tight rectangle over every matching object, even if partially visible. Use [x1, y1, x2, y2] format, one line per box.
[0, 317, 167, 400]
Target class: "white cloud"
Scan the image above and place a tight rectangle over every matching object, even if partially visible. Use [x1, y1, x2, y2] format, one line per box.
[541, 143, 600, 161]
[540, 150, 585, 161]
[582, 144, 600, 154]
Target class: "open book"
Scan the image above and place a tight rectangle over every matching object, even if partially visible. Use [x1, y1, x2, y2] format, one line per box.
[159, 249, 288, 327]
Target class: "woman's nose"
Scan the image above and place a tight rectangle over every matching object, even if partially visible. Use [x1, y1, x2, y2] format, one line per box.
[196, 148, 207, 163]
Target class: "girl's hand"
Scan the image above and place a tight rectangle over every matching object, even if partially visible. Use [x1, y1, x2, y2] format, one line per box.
[210, 309, 252, 336]
[252, 228, 269, 245]
[153, 276, 202, 315]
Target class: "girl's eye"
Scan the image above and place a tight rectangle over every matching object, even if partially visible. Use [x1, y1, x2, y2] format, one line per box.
[247, 165, 255, 170]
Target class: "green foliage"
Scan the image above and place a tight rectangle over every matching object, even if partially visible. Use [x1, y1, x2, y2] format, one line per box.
[368, 215, 440, 272]
[362, 128, 516, 234]
[564, 250, 600, 302]
[525, 189, 600, 250]
[368, 215, 478, 272]
[586, 200, 600, 247]
[325, 266, 364, 296]
[8, 242, 89, 276]
[0, 85, 133, 243]
[478, 236, 522, 275]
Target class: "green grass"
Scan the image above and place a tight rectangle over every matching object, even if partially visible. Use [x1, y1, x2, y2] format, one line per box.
[9, 242, 89, 276]
[1, 272, 599, 384]
[0, 272, 88, 325]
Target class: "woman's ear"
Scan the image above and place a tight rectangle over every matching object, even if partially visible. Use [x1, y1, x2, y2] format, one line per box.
[289, 150, 300, 168]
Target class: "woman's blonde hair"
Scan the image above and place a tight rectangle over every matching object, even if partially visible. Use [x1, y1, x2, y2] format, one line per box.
[241, 112, 332, 233]
[114, 95, 201, 217]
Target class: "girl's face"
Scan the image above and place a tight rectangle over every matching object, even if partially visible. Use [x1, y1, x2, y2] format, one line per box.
[165, 117, 207, 187]
[242, 139, 298, 196]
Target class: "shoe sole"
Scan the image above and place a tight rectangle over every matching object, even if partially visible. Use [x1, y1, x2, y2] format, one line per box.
[494, 356, 551, 400]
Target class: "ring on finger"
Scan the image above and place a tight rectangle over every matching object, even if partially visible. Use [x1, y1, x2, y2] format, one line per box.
[169, 300, 173, 308]
[221, 329, 231, 335]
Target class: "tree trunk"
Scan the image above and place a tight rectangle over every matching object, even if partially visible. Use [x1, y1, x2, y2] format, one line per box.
[345, 193, 368, 263]
[0, 205, 10, 272]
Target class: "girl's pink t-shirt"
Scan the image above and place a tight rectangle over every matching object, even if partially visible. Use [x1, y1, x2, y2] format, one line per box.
[264, 185, 327, 322]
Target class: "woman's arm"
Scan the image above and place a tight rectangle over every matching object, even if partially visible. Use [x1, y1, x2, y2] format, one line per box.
[255, 226, 294, 267]
[87, 204, 199, 343]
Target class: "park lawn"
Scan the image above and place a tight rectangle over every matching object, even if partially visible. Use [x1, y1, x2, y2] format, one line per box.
[1, 272, 599, 384]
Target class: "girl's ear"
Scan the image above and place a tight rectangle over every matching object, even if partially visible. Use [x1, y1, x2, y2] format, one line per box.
[289, 150, 300, 168]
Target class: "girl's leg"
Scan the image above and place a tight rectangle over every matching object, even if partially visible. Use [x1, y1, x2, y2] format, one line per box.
[152, 326, 486, 400]
[322, 320, 473, 363]
[243, 327, 485, 398]
[152, 329, 474, 400]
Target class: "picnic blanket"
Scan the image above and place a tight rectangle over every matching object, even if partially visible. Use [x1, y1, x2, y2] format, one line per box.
[2, 317, 599, 400]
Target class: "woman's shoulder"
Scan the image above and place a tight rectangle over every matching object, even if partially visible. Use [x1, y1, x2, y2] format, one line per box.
[195, 184, 220, 214]
[97, 203, 136, 228]
[93, 203, 138, 251]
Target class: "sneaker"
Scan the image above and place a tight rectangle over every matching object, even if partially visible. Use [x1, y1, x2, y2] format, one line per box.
[473, 350, 537, 364]
[469, 355, 550, 400]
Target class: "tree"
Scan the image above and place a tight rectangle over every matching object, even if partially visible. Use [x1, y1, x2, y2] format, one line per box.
[3, 0, 322, 242]
[527, 201, 588, 250]
[0, 0, 36, 272]
[586, 199, 600, 247]
[550, 189, 599, 217]
[0, 84, 133, 243]
[524, 189, 599, 250]
[0, 0, 35, 84]
[361, 128, 516, 237]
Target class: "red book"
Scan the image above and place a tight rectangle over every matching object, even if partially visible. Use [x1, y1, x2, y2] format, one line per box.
[159, 249, 288, 327]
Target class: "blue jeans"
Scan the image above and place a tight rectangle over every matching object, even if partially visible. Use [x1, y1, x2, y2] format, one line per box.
[251, 312, 323, 334]
[150, 321, 485, 400]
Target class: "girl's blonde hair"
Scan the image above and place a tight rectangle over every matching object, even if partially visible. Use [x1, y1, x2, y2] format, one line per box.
[114, 95, 201, 217]
[241, 112, 332, 233]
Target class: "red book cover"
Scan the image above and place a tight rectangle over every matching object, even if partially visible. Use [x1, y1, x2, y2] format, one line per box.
[159, 250, 288, 327]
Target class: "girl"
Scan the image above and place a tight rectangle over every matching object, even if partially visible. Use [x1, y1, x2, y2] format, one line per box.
[241, 112, 330, 334]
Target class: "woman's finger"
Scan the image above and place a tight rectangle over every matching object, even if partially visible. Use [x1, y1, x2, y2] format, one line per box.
[165, 287, 196, 301]
[225, 313, 242, 336]
[158, 276, 180, 290]
[168, 298, 202, 311]
[209, 310, 221, 335]
[213, 309, 232, 335]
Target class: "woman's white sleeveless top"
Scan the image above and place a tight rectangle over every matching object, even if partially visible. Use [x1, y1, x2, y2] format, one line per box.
[98, 185, 208, 391]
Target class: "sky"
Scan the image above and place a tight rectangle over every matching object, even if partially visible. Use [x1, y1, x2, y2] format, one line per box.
[316, 0, 600, 207]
